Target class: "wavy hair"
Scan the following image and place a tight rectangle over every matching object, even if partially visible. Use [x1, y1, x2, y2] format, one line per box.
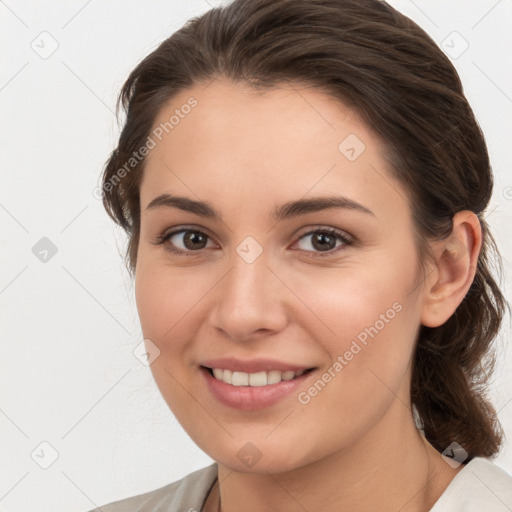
[100, 0, 507, 459]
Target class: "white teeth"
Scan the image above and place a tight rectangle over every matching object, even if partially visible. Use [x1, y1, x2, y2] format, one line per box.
[231, 371, 249, 386]
[249, 371, 267, 386]
[210, 368, 307, 386]
[267, 370, 282, 385]
[223, 369, 233, 384]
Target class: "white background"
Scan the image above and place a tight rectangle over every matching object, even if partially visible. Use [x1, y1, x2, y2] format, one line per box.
[1, 1, 511, 511]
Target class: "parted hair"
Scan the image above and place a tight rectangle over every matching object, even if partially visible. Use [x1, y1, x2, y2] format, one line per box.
[101, 0, 507, 459]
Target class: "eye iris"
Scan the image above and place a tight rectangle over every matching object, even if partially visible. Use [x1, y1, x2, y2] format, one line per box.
[184, 231, 207, 250]
[312, 232, 336, 251]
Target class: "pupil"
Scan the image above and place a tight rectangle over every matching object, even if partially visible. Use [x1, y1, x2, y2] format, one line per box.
[184, 231, 206, 250]
[312, 232, 335, 251]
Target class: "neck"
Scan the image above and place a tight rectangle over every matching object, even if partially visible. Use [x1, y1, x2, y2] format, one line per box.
[205, 400, 461, 512]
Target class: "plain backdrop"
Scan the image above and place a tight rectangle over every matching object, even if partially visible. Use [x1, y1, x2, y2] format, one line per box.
[1, 1, 511, 511]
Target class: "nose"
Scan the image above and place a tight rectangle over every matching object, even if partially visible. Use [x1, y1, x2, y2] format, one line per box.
[208, 252, 288, 342]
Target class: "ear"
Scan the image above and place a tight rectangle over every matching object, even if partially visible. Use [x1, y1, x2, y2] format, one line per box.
[420, 211, 482, 328]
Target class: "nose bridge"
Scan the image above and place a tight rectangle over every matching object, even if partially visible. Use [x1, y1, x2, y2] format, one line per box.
[210, 247, 287, 339]
[228, 252, 269, 302]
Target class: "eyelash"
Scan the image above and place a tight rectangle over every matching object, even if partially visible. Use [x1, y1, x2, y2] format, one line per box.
[153, 226, 354, 258]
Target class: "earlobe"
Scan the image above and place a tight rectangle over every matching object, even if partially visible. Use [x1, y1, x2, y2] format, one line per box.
[420, 211, 482, 328]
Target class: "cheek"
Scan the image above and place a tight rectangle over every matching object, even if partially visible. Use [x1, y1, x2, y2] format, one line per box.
[290, 251, 422, 396]
[135, 266, 168, 341]
[287, 252, 420, 344]
[289, 269, 421, 452]
[134, 263, 208, 416]
[135, 261, 210, 342]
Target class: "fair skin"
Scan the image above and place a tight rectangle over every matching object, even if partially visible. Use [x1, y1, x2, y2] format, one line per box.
[135, 79, 481, 512]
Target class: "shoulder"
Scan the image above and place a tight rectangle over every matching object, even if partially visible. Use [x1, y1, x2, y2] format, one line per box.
[87, 463, 218, 512]
[431, 457, 512, 511]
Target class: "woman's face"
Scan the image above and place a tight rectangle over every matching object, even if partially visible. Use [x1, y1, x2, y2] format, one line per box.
[135, 79, 428, 473]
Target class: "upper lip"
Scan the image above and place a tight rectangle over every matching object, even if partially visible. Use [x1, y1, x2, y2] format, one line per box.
[201, 357, 315, 373]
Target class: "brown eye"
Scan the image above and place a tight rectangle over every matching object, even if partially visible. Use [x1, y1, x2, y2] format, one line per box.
[162, 229, 214, 253]
[311, 232, 337, 251]
[181, 231, 208, 250]
[294, 228, 352, 254]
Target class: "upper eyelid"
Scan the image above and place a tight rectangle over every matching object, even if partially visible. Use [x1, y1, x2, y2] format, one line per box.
[161, 224, 350, 237]
[293, 225, 353, 243]
[163, 225, 212, 237]
[161, 225, 216, 241]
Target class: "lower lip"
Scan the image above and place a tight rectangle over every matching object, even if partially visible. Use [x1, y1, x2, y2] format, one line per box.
[201, 367, 315, 411]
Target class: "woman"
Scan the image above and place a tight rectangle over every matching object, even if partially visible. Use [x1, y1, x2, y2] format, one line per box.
[91, 0, 512, 510]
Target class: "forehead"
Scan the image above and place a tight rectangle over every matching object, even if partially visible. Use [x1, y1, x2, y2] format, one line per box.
[140, 79, 409, 219]
[147, 79, 367, 168]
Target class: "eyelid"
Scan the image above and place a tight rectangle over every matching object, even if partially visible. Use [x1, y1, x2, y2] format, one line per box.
[292, 225, 354, 244]
[159, 224, 215, 241]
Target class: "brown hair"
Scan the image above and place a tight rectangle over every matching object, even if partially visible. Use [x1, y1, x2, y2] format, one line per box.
[101, 0, 507, 459]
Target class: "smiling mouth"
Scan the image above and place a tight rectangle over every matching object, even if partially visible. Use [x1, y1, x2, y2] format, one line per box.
[202, 366, 316, 387]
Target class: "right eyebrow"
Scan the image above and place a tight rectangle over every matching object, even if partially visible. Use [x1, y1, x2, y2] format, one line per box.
[145, 194, 220, 220]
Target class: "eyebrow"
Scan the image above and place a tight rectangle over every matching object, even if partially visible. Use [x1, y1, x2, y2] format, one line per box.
[144, 193, 375, 221]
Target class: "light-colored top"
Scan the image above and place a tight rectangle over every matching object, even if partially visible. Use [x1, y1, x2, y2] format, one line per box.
[89, 463, 218, 512]
[89, 457, 512, 511]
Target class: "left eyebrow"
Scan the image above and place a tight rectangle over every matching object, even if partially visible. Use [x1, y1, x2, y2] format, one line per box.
[271, 196, 375, 221]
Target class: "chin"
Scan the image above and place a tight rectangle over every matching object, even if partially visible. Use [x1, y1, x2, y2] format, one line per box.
[198, 434, 321, 475]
